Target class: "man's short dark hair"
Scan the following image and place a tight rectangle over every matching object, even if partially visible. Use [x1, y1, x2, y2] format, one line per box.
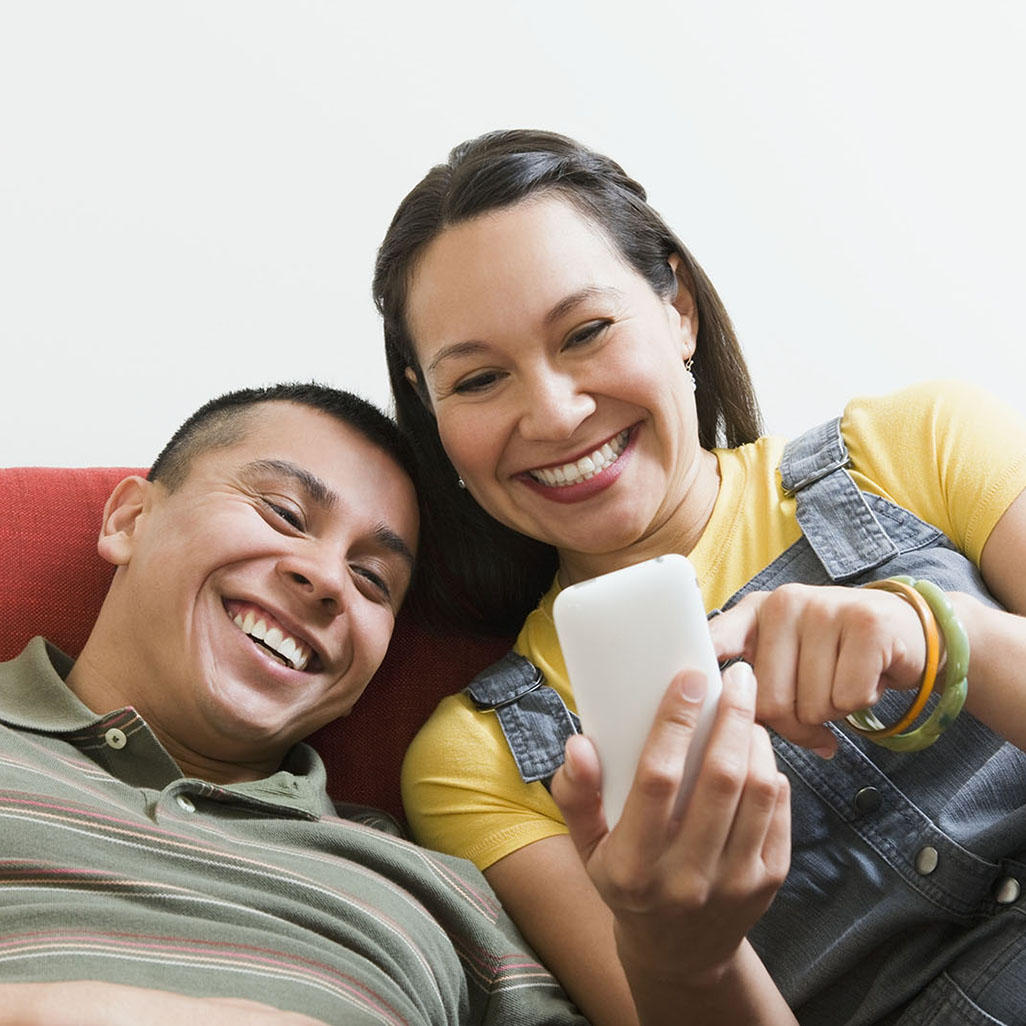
[149, 382, 416, 493]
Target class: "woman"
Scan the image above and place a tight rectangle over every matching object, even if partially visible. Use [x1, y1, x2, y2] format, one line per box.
[373, 130, 1026, 1025]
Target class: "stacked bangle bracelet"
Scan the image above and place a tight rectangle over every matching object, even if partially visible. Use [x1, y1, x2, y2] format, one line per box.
[846, 576, 970, 751]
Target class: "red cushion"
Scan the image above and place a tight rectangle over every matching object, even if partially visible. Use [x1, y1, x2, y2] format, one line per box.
[0, 467, 511, 821]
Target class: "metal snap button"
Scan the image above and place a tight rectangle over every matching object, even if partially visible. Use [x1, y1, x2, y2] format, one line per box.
[853, 786, 881, 815]
[103, 727, 127, 750]
[175, 794, 196, 814]
[995, 877, 1021, 905]
[914, 846, 939, 875]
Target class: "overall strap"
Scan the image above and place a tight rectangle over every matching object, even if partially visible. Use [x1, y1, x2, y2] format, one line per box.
[464, 652, 580, 785]
[780, 417, 898, 580]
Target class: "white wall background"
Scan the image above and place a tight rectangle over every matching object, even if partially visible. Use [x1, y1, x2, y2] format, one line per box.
[2, 0, 1023, 468]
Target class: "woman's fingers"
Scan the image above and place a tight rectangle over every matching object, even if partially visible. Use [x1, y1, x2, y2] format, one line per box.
[551, 733, 608, 864]
[721, 724, 789, 879]
[673, 662, 761, 874]
[709, 584, 926, 754]
[610, 668, 712, 870]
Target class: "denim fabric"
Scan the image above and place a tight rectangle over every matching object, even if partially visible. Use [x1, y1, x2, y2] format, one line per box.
[467, 417, 1026, 1024]
[465, 651, 580, 785]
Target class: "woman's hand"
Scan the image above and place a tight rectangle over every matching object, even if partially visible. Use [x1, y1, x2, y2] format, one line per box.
[708, 583, 928, 756]
[550, 663, 792, 1023]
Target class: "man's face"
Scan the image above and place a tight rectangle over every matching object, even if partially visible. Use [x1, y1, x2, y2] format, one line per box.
[100, 402, 418, 771]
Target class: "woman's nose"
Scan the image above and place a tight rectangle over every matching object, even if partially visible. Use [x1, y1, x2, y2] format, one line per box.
[516, 371, 596, 441]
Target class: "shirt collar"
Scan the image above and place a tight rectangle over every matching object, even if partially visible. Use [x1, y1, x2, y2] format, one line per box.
[0, 637, 333, 818]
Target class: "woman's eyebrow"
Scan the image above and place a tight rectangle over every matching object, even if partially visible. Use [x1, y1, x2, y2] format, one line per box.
[543, 285, 623, 326]
[424, 286, 623, 376]
[241, 459, 338, 510]
[425, 340, 488, 375]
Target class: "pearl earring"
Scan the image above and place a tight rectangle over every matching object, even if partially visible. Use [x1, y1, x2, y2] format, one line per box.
[684, 356, 696, 392]
[457, 477, 466, 490]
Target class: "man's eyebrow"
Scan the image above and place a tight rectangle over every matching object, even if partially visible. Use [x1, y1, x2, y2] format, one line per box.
[424, 286, 623, 376]
[244, 459, 414, 566]
[242, 459, 338, 510]
[373, 525, 415, 568]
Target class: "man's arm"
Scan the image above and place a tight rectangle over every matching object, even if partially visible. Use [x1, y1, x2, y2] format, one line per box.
[0, 982, 329, 1026]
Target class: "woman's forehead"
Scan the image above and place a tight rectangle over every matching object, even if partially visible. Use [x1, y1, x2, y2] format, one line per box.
[406, 196, 633, 341]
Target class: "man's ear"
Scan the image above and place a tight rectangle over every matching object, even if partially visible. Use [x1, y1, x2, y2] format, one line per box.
[97, 475, 152, 567]
[668, 253, 699, 359]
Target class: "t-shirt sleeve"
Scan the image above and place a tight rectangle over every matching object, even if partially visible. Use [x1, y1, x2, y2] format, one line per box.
[401, 692, 569, 872]
[842, 380, 1026, 565]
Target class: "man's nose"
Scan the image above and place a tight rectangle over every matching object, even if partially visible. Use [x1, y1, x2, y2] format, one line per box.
[277, 548, 346, 615]
[516, 370, 596, 441]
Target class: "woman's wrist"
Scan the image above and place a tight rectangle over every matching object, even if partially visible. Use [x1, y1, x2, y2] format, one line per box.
[614, 922, 738, 995]
[616, 935, 795, 1026]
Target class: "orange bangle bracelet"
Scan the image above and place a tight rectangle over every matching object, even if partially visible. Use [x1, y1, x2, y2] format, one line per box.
[846, 578, 941, 739]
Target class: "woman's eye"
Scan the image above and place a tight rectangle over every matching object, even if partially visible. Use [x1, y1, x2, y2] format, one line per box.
[565, 320, 610, 349]
[265, 500, 304, 530]
[452, 370, 503, 395]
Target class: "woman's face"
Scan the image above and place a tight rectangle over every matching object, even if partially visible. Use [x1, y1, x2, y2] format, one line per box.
[404, 195, 704, 563]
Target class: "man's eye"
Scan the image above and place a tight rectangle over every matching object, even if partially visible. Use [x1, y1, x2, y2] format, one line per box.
[564, 320, 610, 349]
[352, 565, 391, 602]
[265, 501, 304, 530]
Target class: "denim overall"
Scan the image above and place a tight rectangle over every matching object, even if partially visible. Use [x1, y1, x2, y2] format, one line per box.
[464, 418, 1026, 1025]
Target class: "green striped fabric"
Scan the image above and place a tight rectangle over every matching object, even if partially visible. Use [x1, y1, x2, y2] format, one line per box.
[0, 639, 585, 1025]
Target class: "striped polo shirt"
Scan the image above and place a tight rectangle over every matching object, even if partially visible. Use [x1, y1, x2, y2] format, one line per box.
[0, 638, 584, 1025]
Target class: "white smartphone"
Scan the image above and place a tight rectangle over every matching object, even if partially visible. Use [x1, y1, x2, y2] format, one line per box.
[553, 553, 722, 827]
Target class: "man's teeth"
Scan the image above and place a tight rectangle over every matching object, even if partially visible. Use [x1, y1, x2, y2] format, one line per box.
[529, 429, 630, 487]
[233, 613, 311, 671]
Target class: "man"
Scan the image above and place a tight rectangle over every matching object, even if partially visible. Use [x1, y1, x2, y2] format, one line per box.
[0, 383, 584, 1025]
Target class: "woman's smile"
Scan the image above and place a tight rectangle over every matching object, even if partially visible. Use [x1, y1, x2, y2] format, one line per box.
[515, 426, 637, 504]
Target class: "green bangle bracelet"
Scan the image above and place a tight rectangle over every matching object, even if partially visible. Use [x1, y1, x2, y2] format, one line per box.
[847, 576, 970, 752]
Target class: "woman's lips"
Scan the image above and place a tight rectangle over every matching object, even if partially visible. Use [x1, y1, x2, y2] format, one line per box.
[517, 425, 636, 504]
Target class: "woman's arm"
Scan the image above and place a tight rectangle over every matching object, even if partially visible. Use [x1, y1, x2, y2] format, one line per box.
[709, 488, 1026, 754]
[953, 486, 1026, 749]
[540, 663, 796, 1026]
[485, 836, 640, 1026]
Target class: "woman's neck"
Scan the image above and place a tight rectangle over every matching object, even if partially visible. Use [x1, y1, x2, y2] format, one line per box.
[558, 447, 722, 586]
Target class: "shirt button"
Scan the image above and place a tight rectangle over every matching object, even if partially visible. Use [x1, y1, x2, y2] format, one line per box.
[995, 877, 1021, 905]
[853, 786, 881, 815]
[104, 727, 128, 750]
[914, 845, 939, 875]
[175, 795, 196, 814]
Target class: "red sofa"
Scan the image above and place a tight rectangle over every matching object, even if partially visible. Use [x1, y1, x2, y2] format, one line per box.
[0, 466, 511, 823]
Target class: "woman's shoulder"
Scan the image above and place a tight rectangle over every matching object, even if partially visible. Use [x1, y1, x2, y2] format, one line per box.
[404, 690, 494, 767]
[401, 688, 569, 869]
[840, 379, 1026, 561]
[841, 378, 1022, 442]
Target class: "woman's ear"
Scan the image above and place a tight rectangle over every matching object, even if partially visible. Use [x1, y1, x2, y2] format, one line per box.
[405, 366, 435, 414]
[667, 253, 699, 358]
[97, 475, 152, 567]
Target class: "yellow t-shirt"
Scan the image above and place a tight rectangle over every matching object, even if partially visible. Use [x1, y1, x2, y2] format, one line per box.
[401, 381, 1026, 870]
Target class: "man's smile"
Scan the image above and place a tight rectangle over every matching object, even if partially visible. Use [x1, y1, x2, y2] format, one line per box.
[223, 598, 321, 673]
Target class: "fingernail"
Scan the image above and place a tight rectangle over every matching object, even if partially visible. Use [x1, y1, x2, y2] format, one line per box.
[678, 670, 708, 703]
[812, 745, 836, 760]
[562, 738, 579, 781]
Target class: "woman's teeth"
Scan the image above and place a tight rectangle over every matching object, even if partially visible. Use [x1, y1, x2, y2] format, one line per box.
[233, 610, 311, 671]
[529, 428, 629, 487]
